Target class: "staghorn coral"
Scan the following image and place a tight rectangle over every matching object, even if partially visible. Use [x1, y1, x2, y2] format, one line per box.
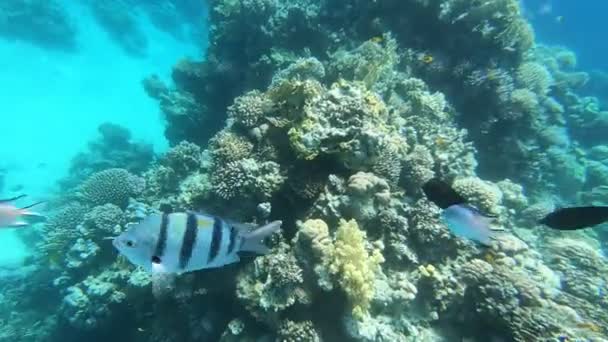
[79, 168, 144, 208]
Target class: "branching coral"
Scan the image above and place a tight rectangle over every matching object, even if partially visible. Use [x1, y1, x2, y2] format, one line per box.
[438, 0, 533, 56]
[227, 90, 273, 129]
[210, 158, 285, 201]
[515, 62, 553, 96]
[41, 202, 89, 256]
[209, 131, 255, 164]
[162, 141, 203, 177]
[330, 219, 384, 319]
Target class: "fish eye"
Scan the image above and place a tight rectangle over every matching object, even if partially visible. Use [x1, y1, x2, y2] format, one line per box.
[151, 256, 161, 264]
[125, 240, 135, 247]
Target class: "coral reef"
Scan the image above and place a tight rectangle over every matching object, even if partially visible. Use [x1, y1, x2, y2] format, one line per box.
[79, 168, 144, 208]
[6, 1, 608, 341]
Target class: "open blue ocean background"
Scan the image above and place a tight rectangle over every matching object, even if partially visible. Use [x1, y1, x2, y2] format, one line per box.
[0, 0, 206, 271]
[524, 0, 608, 71]
[1, 0, 608, 340]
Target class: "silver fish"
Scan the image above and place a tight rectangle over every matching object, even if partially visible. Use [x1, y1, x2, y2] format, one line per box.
[0, 195, 45, 228]
[441, 204, 496, 246]
[113, 212, 281, 274]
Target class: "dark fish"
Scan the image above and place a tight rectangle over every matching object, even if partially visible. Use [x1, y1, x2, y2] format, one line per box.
[422, 178, 466, 209]
[539, 206, 608, 230]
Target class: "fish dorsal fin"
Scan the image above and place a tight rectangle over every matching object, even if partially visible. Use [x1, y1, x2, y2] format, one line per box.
[193, 208, 256, 232]
[461, 203, 498, 218]
[0, 194, 27, 203]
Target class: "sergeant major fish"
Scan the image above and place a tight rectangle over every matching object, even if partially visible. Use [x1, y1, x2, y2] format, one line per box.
[113, 212, 282, 274]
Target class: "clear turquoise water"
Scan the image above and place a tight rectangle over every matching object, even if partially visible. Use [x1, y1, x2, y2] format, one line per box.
[0, 0, 203, 270]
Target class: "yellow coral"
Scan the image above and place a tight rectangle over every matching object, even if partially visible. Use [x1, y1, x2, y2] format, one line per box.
[330, 219, 384, 319]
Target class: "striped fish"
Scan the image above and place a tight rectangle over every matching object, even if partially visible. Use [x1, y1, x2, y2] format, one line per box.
[112, 212, 281, 274]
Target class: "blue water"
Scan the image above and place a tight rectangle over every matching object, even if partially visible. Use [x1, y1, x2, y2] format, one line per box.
[524, 0, 608, 71]
[0, 0, 204, 268]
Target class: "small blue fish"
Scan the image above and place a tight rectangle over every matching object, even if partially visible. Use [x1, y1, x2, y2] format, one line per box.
[113, 212, 281, 274]
[442, 204, 496, 245]
[423, 178, 497, 245]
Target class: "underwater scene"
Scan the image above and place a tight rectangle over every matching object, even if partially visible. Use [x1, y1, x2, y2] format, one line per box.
[1, 0, 608, 341]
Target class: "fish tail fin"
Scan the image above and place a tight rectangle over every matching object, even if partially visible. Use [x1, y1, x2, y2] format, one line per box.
[239, 220, 282, 254]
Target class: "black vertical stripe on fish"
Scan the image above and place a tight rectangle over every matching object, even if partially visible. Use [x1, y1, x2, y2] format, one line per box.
[226, 226, 238, 255]
[179, 213, 198, 269]
[208, 217, 223, 263]
[153, 213, 169, 259]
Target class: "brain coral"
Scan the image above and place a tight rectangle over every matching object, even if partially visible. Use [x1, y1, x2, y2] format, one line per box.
[80, 168, 144, 208]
